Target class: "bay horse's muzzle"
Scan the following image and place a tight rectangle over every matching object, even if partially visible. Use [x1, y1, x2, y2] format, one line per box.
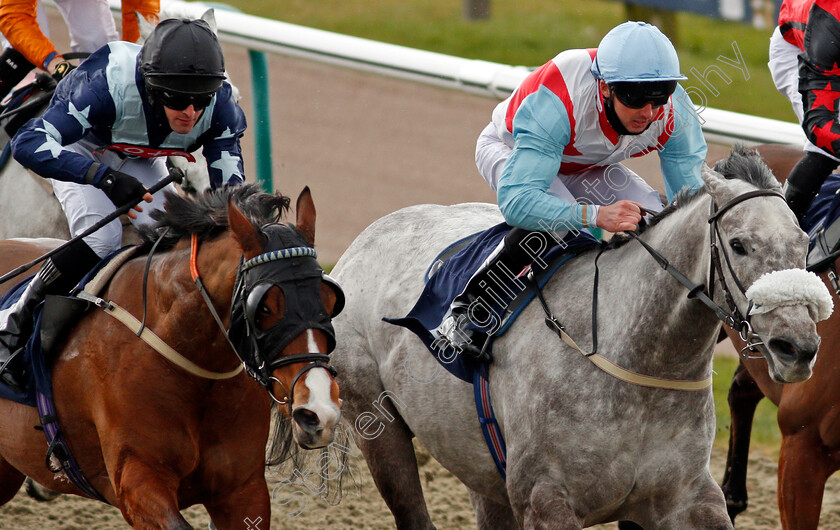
[270, 350, 341, 449]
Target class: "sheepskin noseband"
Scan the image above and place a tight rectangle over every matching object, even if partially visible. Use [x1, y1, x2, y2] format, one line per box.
[746, 269, 834, 322]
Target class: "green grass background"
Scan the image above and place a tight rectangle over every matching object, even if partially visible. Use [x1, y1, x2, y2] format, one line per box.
[713, 356, 780, 455]
[220, 0, 793, 122]
[223, 0, 784, 453]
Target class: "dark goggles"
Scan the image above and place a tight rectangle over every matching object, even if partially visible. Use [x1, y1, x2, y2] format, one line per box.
[609, 80, 677, 109]
[155, 89, 215, 111]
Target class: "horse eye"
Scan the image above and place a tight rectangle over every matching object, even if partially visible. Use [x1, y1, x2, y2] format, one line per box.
[259, 304, 271, 315]
[729, 239, 747, 255]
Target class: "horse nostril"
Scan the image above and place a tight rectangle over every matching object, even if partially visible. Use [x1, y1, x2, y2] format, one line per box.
[768, 338, 796, 361]
[293, 407, 322, 432]
[768, 338, 815, 363]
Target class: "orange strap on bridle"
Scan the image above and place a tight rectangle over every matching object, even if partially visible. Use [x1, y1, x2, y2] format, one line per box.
[190, 233, 200, 281]
[77, 233, 245, 380]
[190, 233, 247, 365]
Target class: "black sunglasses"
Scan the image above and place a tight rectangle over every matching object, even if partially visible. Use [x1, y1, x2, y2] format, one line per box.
[156, 89, 215, 111]
[610, 80, 677, 109]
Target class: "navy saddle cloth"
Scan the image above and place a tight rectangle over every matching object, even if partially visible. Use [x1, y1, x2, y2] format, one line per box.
[803, 173, 840, 271]
[385, 223, 598, 382]
[0, 248, 126, 405]
[0, 274, 40, 405]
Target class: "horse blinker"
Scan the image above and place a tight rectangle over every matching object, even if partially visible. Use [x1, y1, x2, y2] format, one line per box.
[226, 224, 340, 390]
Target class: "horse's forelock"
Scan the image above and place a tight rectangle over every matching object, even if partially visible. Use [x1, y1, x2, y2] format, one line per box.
[607, 146, 780, 251]
[712, 144, 780, 190]
[233, 185, 291, 225]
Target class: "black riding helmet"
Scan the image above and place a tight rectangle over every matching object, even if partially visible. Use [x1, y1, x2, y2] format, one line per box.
[139, 18, 226, 110]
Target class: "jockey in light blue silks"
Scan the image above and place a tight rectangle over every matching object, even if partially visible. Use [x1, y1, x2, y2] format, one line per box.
[0, 18, 247, 391]
[439, 21, 708, 360]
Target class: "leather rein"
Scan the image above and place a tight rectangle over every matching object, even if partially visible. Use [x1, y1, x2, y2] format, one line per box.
[533, 189, 785, 391]
[82, 233, 335, 410]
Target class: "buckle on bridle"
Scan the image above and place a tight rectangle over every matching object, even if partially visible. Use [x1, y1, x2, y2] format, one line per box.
[268, 375, 290, 405]
[737, 320, 765, 357]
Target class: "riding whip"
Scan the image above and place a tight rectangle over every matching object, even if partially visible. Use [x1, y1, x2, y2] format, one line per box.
[0, 167, 184, 285]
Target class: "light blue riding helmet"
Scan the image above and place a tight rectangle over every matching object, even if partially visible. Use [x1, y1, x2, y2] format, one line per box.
[591, 21, 687, 83]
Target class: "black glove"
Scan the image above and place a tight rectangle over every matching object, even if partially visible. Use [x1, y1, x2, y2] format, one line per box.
[96, 168, 148, 208]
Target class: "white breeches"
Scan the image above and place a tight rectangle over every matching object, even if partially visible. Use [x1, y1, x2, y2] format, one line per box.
[54, 0, 119, 54]
[0, 0, 117, 53]
[50, 141, 177, 258]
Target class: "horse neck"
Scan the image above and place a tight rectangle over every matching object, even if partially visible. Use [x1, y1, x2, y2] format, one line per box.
[146, 233, 242, 373]
[588, 195, 721, 377]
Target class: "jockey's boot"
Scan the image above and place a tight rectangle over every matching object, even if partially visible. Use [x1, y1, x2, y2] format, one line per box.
[0, 240, 100, 393]
[0, 47, 35, 100]
[439, 228, 552, 362]
[784, 151, 840, 225]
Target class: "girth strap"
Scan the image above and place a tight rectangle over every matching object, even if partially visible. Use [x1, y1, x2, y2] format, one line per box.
[76, 290, 244, 380]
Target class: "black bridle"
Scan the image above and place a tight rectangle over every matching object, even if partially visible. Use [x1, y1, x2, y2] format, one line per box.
[631, 189, 786, 351]
[189, 227, 343, 411]
[534, 188, 786, 357]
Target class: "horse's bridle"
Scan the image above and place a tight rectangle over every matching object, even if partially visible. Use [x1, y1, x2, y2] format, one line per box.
[533, 188, 786, 390]
[189, 232, 341, 410]
[632, 189, 786, 353]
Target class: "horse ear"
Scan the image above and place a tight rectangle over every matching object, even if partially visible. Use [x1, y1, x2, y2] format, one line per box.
[228, 200, 264, 258]
[201, 9, 218, 32]
[135, 11, 156, 43]
[296, 187, 316, 247]
[701, 164, 727, 197]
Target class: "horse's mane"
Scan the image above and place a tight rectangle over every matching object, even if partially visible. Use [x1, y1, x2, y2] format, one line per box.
[137, 183, 292, 251]
[606, 144, 779, 250]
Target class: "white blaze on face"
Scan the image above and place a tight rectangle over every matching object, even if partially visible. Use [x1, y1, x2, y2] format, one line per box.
[300, 330, 341, 428]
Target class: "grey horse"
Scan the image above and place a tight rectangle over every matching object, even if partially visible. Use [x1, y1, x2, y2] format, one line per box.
[330, 148, 829, 529]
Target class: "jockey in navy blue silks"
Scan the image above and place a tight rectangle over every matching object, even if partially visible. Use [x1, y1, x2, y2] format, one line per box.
[0, 18, 247, 393]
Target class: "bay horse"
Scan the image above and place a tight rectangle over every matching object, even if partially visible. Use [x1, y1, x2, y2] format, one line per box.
[328, 147, 826, 529]
[0, 184, 342, 528]
[721, 143, 840, 529]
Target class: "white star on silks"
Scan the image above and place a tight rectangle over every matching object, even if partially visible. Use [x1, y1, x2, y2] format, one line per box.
[210, 151, 241, 182]
[33, 121, 64, 158]
[67, 102, 91, 130]
[215, 127, 234, 140]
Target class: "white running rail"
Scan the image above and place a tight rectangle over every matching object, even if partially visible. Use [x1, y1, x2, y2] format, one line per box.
[100, 0, 806, 148]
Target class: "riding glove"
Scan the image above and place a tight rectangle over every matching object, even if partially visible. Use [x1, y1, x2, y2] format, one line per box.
[52, 61, 75, 81]
[97, 168, 148, 208]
